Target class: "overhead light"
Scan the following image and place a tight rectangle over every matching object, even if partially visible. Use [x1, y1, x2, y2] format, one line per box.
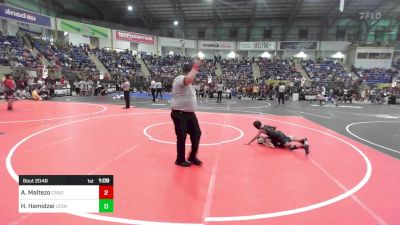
[227, 51, 236, 59]
[339, 0, 344, 12]
[197, 51, 205, 59]
[261, 52, 271, 58]
[173, 20, 179, 26]
[332, 52, 345, 58]
[127, 5, 133, 11]
[296, 51, 307, 58]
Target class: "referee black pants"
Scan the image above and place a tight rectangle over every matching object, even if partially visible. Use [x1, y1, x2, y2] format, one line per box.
[171, 110, 202, 162]
[124, 91, 130, 108]
[151, 88, 156, 101]
[156, 88, 162, 99]
[278, 92, 285, 104]
[217, 91, 222, 103]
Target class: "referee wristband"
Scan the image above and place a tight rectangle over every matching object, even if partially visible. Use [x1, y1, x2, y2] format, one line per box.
[192, 63, 200, 71]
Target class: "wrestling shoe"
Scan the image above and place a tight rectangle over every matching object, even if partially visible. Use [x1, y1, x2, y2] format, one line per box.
[303, 142, 310, 155]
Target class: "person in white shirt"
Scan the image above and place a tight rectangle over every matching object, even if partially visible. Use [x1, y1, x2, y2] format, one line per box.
[74, 80, 80, 96]
[79, 80, 87, 96]
[156, 80, 162, 99]
[278, 83, 286, 104]
[121, 78, 131, 109]
[170, 59, 202, 167]
[216, 82, 224, 103]
[150, 79, 156, 102]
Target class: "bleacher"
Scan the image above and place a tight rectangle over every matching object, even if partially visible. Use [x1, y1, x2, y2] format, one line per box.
[0, 35, 38, 68]
[221, 59, 253, 81]
[144, 55, 190, 78]
[34, 40, 97, 73]
[259, 59, 300, 81]
[198, 59, 216, 78]
[93, 49, 141, 76]
[303, 59, 347, 81]
[354, 68, 394, 83]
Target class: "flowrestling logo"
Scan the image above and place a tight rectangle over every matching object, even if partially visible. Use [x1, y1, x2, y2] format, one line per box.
[115, 30, 154, 44]
[359, 11, 382, 20]
[199, 41, 234, 50]
[0, 4, 51, 27]
[203, 43, 219, 48]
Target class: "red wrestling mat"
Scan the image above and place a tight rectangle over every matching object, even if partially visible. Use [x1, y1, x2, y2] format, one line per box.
[0, 101, 399, 225]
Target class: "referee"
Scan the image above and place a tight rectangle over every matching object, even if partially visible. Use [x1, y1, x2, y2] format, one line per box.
[170, 59, 202, 167]
[122, 78, 130, 109]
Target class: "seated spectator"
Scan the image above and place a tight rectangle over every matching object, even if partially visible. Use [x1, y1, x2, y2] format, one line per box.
[259, 58, 300, 81]
[0, 35, 39, 68]
[302, 58, 347, 82]
[15, 88, 32, 100]
[32, 88, 42, 101]
[353, 67, 395, 84]
[39, 85, 50, 99]
[93, 48, 141, 77]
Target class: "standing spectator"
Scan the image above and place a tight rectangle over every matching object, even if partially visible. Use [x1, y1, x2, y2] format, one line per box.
[4, 74, 16, 110]
[47, 76, 55, 97]
[74, 80, 80, 96]
[170, 60, 202, 167]
[60, 76, 65, 85]
[252, 83, 259, 100]
[204, 84, 209, 99]
[278, 83, 286, 104]
[216, 81, 224, 103]
[94, 79, 100, 96]
[87, 79, 94, 96]
[199, 85, 205, 98]
[122, 77, 130, 109]
[150, 79, 156, 102]
[156, 80, 163, 99]
[360, 89, 366, 102]
[370, 88, 376, 103]
[80, 80, 87, 96]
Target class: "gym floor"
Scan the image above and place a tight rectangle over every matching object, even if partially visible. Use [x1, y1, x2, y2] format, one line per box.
[1, 96, 399, 225]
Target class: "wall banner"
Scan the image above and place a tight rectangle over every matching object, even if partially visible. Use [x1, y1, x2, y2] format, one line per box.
[114, 30, 154, 44]
[279, 41, 318, 50]
[0, 3, 51, 28]
[198, 41, 235, 50]
[238, 42, 276, 50]
[159, 37, 196, 49]
[57, 18, 110, 38]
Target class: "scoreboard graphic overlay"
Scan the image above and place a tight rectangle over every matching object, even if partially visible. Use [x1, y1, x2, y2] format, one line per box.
[19, 175, 113, 213]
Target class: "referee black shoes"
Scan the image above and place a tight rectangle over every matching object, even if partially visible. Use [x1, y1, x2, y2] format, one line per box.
[175, 160, 191, 167]
[188, 158, 203, 166]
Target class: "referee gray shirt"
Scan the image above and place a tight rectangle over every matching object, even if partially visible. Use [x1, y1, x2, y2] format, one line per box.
[122, 81, 130, 91]
[170, 75, 197, 112]
[217, 83, 224, 92]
